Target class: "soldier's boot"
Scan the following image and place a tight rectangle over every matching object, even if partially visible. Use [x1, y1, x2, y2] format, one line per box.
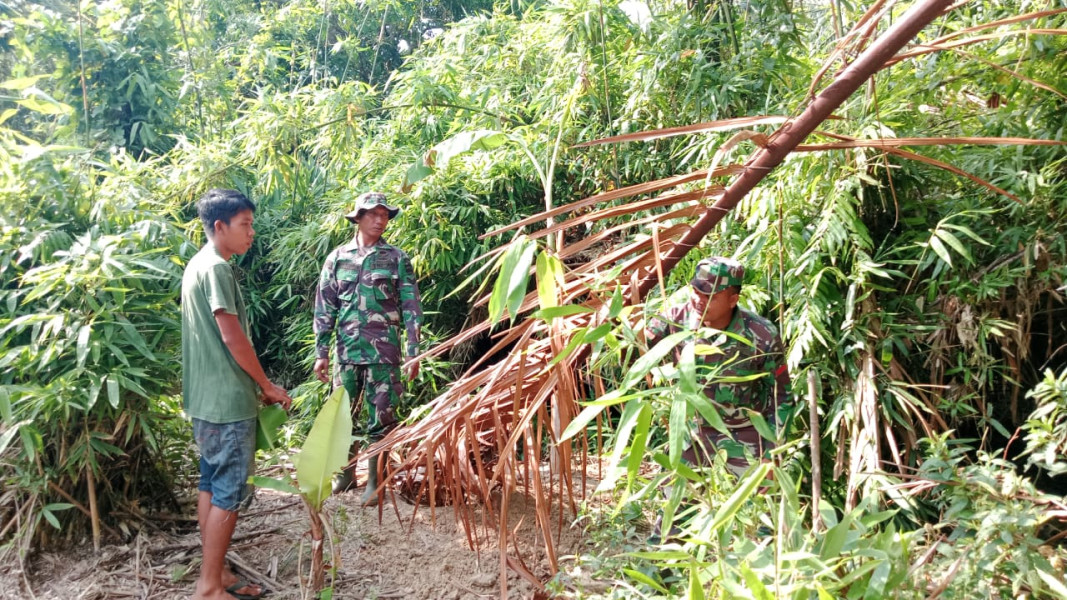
[332, 464, 357, 494]
[360, 454, 380, 507]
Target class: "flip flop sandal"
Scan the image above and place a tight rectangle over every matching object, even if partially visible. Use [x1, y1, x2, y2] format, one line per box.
[226, 580, 267, 600]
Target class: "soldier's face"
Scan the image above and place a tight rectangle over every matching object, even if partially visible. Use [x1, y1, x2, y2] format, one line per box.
[357, 206, 391, 239]
[693, 287, 739, 328]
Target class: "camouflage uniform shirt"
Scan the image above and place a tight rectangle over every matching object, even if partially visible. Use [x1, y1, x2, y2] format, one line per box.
[314, 239, 423, 365]
[647, 294, 791, 463]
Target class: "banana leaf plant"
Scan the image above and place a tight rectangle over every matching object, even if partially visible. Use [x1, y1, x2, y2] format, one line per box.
[253, 387, 352, 598]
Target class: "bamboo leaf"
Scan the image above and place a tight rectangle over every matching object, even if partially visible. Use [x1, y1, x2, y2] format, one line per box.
[626, 402, 652, 487]
[622, 331, 690, 390]
[506, 240, 538, 322]
[76, 324, 91, 368]
[561, 402, 605, 442]
[106, 377, 120, 409]
[934, 229, 972, 263]
[596, 399, 644, 493]
[706, 462, 771, 534]
[535, 250, 562, 310]
[668, 395, 687, 468]
[622, 569, 669, 593]
[689, 559, 707, 600]
[532, 305, 594, 320]
[928, 235, 953, 267]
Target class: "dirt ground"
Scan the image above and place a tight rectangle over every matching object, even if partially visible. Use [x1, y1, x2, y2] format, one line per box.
[0, 472, 604, 600]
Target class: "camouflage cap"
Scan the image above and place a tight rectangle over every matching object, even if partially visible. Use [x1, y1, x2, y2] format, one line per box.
[691, 256, 744, 294]
[344, 192, 399, 223]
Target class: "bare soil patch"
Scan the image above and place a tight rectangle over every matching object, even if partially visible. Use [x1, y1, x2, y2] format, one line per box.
[0, 474, 595, 600]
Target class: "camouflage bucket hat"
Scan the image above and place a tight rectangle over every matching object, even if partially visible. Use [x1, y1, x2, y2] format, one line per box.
[344, 191, 399, 223]
[691, 256, 744, 294]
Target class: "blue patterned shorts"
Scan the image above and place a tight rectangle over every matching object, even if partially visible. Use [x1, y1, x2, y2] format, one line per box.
[193, 417, 256, 512]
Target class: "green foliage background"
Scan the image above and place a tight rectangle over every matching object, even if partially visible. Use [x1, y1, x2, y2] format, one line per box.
[1, 0, 1066, 596]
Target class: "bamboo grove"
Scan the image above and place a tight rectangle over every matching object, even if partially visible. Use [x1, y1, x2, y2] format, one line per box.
[1, 0, 1067, 597]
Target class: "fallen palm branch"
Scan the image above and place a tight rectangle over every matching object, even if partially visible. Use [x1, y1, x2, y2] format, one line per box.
[367, 2, 1066, 596]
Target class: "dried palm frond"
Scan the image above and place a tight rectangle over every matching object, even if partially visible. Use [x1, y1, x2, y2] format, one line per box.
[367, 2, 1066, 594]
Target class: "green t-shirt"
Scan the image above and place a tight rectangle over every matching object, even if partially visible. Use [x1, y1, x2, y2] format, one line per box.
[181, 243, 259, 423]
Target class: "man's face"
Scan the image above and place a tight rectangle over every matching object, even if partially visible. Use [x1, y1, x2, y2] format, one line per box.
[692, 286, 739, 328]
[214, 209, 255, 256]
[357, 205, 391, 239]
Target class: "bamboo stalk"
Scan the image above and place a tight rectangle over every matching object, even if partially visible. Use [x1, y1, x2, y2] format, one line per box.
[808, 370, 823, 532]
[86, 465, 101, 552]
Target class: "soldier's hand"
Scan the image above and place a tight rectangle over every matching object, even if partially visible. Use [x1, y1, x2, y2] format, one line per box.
[313, 358, 330, 383]
[404, 358, 420, 382]
[263, 382, 292, 410]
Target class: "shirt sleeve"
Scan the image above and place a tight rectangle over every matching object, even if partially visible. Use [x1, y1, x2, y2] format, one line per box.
[205, 263, 239, 316]
[313, 251, 339, 360]
[397, 252, 423, 359]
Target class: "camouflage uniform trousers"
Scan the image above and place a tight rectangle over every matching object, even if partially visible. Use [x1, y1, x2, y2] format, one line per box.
[335, 363, 401, 442]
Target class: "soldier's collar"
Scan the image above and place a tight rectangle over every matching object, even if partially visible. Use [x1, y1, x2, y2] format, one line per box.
[343, 237, 389, 251]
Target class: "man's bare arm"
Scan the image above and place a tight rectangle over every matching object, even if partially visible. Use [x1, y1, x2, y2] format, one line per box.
[215, 310, 291, 409]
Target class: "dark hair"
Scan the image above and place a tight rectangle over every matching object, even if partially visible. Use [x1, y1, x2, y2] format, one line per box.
[197, 189, 256, 236]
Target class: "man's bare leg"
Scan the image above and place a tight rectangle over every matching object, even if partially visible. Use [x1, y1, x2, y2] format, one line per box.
[193, 491, 247, 600]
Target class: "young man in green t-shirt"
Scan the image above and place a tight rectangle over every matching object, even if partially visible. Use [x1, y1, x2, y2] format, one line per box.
[182, 189, 291, 600]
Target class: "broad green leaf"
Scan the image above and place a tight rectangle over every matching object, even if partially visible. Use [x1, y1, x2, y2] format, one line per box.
[0, 387, 11, 422]
[607, 286, 625, 320]
[295, 387, 352, 510]
[402, 160, 433, 190]
[940, 222, 989, 245]
[863, 559, 890, 600]
[582, 323, 612, 345]
[489, 236, 531, 324]
[505, 240, 538, 323]
[660, 478, 686, 540]
[16, 90, 73, 115]
[250, 475, 299, 495]
[679, 338, 697, 395]
[535, 250, 563, 310]
[256, 404, 288, 451]
[425, 129, 507, 168]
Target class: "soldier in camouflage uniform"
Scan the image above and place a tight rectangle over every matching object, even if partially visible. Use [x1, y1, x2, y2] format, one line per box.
[646, 257, 792, 475]
[313, 192, 423, 505]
